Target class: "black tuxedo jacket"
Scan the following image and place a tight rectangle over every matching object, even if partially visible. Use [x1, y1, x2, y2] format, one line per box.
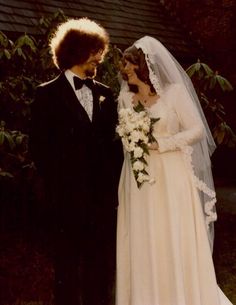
[29, 73, 123, 231]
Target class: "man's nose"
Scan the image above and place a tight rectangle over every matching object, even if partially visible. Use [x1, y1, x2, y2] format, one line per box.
[95, 52, 103, 62]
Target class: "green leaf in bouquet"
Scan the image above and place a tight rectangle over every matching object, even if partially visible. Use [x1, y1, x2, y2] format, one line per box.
[140, 143, 149, 155]
[142, 169, 149, 176]
[133, 101, 145, 113]
[151, 117, 160, 124]
[139, 156, 148, 165]
[148, 133, 157, 143]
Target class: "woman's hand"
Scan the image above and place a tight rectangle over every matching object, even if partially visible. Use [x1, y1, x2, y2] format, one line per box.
[148, 142, 159, 150]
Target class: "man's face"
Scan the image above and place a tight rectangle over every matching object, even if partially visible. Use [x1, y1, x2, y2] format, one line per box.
[80, 49, 104, 78]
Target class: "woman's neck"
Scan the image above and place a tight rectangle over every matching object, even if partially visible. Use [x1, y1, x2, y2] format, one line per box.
[137, 82, 155, 99]
[132, 82, 159, 108]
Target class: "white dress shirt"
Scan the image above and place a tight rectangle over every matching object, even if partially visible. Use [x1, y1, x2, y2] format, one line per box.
[65, 69, 93, 121]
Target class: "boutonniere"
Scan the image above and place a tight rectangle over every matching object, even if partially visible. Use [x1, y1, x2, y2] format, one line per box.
[99, 95, 106, 107]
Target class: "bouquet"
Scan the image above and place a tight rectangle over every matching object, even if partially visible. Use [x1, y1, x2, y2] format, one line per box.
[116, 102, 159, 188]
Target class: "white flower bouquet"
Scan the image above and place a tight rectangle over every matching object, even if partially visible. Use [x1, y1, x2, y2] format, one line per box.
[116, 102, 159, 188]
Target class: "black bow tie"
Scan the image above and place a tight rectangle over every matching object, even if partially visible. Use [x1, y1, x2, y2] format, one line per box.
[73, 76, 94, 90]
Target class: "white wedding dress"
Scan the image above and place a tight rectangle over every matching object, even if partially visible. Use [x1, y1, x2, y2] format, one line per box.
[116, 84, 233, 305]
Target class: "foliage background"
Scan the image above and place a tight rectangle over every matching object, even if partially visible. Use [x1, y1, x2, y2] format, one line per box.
[0, 10, 235, 305]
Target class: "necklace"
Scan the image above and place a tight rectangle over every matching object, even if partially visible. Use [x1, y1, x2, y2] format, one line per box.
[133, 84, 159, 107]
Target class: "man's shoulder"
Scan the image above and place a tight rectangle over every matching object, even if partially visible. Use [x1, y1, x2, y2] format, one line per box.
[93, 80, 112, 95]
[37, 73, 64, 91]
[33, 74, 67, 107]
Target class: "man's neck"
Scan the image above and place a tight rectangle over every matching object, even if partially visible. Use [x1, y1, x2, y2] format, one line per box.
[70, 66, 85, 79]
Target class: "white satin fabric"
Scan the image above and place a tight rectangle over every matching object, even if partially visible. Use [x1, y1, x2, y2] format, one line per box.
[116, 85, 232, 305]
[65, 69, 93, 121]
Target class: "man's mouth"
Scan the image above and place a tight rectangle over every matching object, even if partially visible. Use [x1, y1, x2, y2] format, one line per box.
[90, 61, 99, 67]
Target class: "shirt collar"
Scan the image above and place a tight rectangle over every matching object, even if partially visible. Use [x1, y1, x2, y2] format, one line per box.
[65, 69, 83, 91]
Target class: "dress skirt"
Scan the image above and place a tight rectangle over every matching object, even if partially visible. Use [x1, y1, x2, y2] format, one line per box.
[116, 149, 232, 305]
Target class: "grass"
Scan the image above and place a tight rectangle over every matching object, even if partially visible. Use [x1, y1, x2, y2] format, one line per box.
[0, 232, 54, 305]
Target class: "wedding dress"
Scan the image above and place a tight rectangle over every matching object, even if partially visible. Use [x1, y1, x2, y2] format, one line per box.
[116, 78, 233, 304]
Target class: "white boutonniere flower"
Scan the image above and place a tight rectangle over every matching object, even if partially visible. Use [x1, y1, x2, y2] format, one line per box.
[99, 95, 106, 107]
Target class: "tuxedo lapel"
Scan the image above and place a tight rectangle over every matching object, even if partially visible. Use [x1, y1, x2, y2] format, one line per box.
[57, 73, 92, 125]
[91, 85, 101, 123]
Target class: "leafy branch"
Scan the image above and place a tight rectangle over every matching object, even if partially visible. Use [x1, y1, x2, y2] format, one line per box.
[186, 60, 235, 147]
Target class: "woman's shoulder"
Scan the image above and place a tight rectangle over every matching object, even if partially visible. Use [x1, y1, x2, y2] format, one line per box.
[164, 83, 182, 95]
[163, 83, 185, 103]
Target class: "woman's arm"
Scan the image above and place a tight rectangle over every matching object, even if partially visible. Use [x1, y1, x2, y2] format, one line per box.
[153, 84, 205, 152]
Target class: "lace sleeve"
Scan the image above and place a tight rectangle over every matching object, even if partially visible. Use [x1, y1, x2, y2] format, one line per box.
[156, 84, 205, 153]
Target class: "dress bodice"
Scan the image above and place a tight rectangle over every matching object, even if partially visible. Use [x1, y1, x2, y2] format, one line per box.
[144, 95, 180, 138]
[119, 85, 189, 139]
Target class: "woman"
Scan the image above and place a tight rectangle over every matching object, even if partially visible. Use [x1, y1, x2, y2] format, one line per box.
[116, 36, 232, 305]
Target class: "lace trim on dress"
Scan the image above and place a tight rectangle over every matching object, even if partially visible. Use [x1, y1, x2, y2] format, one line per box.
[145, 54, 162, 96]
[136, 43, 162, 96]
[181, 145, 217, 228]
[158, 136, 217, 228]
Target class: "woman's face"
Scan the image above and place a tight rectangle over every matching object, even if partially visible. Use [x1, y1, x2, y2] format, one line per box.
[123, 59, 140, 85]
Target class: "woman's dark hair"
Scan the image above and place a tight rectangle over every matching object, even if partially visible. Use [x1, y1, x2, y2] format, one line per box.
[121, 45, 155, 93]
[50, 18, 109, 70]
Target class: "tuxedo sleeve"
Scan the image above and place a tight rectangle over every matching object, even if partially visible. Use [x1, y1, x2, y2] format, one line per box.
[97, 85, 123, 204]
[29, 85, 54, 178]
[99, 86, 118, 141]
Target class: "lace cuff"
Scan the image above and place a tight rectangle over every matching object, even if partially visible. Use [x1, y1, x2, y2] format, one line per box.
[157, 136, 187, 153]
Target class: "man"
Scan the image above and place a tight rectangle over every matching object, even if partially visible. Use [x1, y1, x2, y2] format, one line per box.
[29, 18, 122, 305]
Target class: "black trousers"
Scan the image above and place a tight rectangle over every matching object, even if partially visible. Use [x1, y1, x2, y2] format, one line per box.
[53, 221, 116, 305]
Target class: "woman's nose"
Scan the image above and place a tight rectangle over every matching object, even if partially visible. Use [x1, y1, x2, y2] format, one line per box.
[124, 62, 130, 71]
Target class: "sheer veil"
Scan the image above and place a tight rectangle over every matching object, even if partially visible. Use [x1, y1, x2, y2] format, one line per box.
[121, 36, 217, 250]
